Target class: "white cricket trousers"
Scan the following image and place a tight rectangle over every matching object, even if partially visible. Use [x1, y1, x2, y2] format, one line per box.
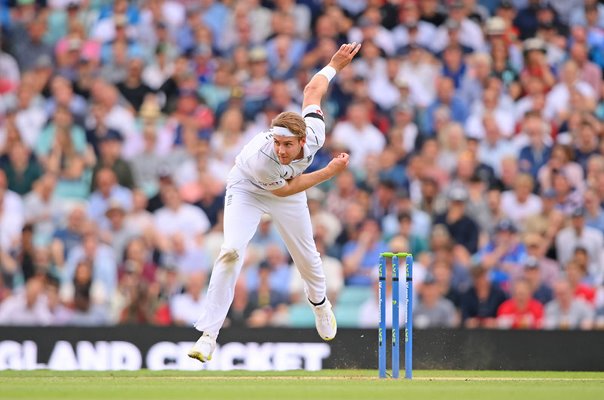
[194, 179, 326, 335]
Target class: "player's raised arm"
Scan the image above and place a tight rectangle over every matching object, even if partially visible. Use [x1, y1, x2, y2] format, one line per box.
[302, 42, 361, 110]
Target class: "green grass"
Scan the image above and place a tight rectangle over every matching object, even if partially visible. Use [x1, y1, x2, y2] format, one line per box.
[1, 370, 603, 400]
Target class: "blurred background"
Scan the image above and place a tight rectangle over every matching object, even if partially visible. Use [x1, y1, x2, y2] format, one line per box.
[0, 0, 603, 333]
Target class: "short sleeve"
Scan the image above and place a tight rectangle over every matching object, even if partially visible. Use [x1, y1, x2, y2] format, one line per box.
[302, 104, 326, 151]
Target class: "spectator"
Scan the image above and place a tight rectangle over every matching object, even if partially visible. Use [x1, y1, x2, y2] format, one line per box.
[65, 261, 110, 326]
[433, 186, 480, 255]
[413, 273, 458, 329]
[556, 207, 604, 279]
[342, 218, 388, 286]
[332, 101, 386, 170]
[433, 2, 485, 53]
[23, 173, 57, 242]
[500, 174, 543, 225]
[479, 218, 528, 289]
[116, 58, 154, 112]
[517, 111, 553, 179]
[0, 274, 52, 325]
[169, 271, 207, 326]
[460, 264, 507, 329]
[545, 60, 597, 122]
[153, 183, 210, 251]
[100, 200, 137, 262]
[63, 230, 117, 300]
[0, 169, 25, 254]
[566, 258, 597, 305]
[497, 278, 544, 329]
[87, 168, 132, 226]
[522, 232, 560, 286]
[3, 141, 43, 195]
[477, 114, 515, 177]
[423, 76, 468, 135]
[10, 17, 54, 72]
[522, 256, 554, 305]
[92, 129, 135, 190]
[544, 279, 594, 330]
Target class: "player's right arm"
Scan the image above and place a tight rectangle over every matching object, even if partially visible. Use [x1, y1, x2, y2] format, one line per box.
[270, 153, 350, 197]
[301, 42, 361, 110]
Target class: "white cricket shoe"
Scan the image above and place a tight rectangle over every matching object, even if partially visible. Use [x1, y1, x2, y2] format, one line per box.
[311, 299, 337, 341]
[187, 332, 217, 363]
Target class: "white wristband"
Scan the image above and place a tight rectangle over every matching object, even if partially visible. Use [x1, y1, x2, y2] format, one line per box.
[317, 66, 337, 82]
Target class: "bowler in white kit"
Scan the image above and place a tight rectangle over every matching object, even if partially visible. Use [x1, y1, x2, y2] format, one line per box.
[188, 43, 362, 363]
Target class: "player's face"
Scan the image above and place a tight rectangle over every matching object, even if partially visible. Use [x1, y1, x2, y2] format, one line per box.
[273, 135, 305, 165]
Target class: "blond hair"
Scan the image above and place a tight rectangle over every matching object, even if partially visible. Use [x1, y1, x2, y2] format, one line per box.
[271, 112, 306, 139]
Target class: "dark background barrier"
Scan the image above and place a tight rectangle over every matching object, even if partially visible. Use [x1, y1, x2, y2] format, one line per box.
[1, 327, 603, 371]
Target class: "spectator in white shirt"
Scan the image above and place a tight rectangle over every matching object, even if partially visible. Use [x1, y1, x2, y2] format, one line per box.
[477, 114, 516, 176]
[392, 2, 436, 51]
[396, 46, 439, 107]
[432, 3, 485, 53]
[501, 174, 543, 224]
[153, 184, 210, 251]
[466, 86, 515, 139]
[0, 170, 25, 253]
[0, 275, 52, 326]
[332, 101, 386, 170]
[545, 60, 597, 121]
[556, 207, 604, 282]
[170, 271, 207, 326]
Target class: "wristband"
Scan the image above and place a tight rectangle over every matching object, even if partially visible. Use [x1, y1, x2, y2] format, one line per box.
[317, 66, 337, 82]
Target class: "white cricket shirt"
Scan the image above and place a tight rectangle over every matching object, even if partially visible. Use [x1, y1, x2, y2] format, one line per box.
[232, 105, 326, 191]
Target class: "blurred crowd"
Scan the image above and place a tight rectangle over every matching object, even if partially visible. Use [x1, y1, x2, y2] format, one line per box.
[0, 0, 603, 331]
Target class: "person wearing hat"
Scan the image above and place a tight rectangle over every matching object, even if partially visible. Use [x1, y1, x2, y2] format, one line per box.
[189, 43, 360, 363]
[519, 36, 556, 92]
[555, 206, 604, 282]
[92, 128, 135, 191]
[478, 218, 528, 290]
[102, 199, 136, 262]
[522, 256, 554, 305]
[433, 185, 480, 255]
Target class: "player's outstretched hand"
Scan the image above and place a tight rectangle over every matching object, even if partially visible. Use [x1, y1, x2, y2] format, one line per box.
[327, 153, 350, 175]
[328, 43, 362, 72]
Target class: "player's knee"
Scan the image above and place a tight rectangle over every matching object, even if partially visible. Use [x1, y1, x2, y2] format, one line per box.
[218, 248, 240, 264]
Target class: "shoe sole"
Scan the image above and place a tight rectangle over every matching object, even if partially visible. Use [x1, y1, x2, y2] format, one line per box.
[187, 350, 211, 363]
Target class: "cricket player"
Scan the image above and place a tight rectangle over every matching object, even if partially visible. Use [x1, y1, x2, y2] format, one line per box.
[188, 43, 362, 363]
